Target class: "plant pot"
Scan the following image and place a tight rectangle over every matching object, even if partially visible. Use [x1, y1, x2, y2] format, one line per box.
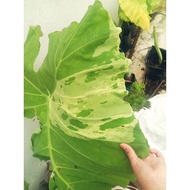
[145, 45, 166, 80]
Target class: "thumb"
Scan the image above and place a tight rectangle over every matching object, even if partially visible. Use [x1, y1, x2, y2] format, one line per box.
[120, 143, 139, 164]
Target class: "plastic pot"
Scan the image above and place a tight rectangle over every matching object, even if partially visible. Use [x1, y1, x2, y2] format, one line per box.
[145, 46, 166, 80]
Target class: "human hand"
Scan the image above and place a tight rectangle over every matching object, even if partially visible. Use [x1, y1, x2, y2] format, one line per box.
[120, 143, 166, 190]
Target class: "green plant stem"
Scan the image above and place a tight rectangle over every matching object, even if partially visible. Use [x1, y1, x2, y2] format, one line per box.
[153, 26, 162, 65]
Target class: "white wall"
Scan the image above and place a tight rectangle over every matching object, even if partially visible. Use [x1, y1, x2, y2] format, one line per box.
[24, 0, 119, 70]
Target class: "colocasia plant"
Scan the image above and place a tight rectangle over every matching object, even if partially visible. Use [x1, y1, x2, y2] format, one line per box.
[118, 0, 166, 31]
[24, 1, 149, 189]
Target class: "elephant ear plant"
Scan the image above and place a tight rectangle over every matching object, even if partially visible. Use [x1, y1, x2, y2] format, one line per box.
[24, 1, 149, 189]
[118, 0, 166, 31]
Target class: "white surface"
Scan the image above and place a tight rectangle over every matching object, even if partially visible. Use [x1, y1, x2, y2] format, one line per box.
[24, 118, 47, 190]
[135, 93, 166, 157]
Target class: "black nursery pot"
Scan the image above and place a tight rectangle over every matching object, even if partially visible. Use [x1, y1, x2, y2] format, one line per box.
[145, 46, 166, 80]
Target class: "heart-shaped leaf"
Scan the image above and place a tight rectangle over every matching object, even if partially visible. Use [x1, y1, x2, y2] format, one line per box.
[24, 1, 149, 189]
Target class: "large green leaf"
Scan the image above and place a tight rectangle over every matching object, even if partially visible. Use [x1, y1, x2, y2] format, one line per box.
[118, 0, 166, 31]
[24, 1, 149, 189]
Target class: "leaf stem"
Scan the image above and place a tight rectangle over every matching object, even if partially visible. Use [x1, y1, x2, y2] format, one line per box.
[153, 26, 162, 65]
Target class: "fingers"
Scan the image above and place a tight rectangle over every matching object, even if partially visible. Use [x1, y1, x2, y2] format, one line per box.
[150, 148, 164, 158]
[120, 144, 165, 165]
[120, 143, 139, 162]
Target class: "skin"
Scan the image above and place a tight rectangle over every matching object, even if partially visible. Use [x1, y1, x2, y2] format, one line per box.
[120, 143, 166, 190]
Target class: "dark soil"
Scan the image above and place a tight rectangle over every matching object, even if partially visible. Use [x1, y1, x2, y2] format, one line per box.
[144, 46, 166, 97]
[144, 76, 166, 97]
[119, 21, 140, 56]
[145, 46, 166, 81]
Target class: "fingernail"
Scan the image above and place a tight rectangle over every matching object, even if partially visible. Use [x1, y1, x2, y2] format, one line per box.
[120, 143, 127, 149]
